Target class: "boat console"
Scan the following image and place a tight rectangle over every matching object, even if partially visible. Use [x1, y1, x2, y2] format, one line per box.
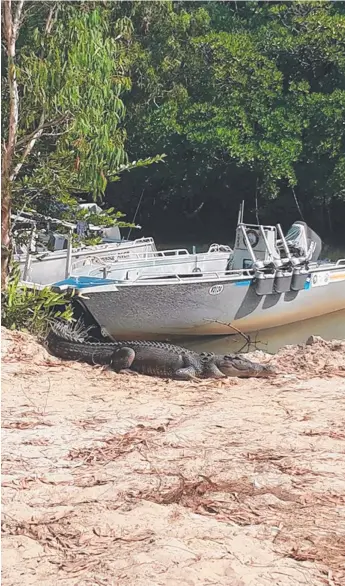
[229, 202, 323, 296]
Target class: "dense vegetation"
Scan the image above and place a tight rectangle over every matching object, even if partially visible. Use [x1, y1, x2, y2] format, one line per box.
[1, 0, 162, 285]
[2, 0, 345, 281]
[111, 0, 345, 242]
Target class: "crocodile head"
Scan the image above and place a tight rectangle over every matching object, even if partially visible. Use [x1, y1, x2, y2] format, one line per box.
[215, 354, 277, 378]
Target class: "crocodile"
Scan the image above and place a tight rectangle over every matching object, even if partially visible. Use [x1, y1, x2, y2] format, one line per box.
[46, 321, 276, 380]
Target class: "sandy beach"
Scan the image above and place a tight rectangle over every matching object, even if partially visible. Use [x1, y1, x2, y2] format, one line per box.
[2, 327, 345, 586]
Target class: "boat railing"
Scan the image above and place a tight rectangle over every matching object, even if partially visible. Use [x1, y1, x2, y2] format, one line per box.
[208, 243, 232, 253]
[75, 244, 231, 265]
[130, 237, 156, 245]
[72, 237, 156, 256]
[72, 247, 193, 269]
[130, 256, 344, 284]
[133, 267, 254, 283]
[73, 236, 155, 253]
[17, 235, 156, 262]
[73, 245, 230, 270]
[156, 248, 190, 257]
[72, 246, 233, 276]
[239, 222, 278, 232]
[310, 259, 345, 271]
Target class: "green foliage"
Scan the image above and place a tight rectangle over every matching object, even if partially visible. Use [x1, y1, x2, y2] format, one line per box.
[2, 1, 164, 233]
[108, 0, 345, 238]
[3, 0, 345, 245]
[11, 3, 131, 196]
[1, 265, 74, 337]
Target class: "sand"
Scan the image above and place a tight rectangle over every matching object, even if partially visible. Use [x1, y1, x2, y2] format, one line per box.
[2, 327, 345, 586]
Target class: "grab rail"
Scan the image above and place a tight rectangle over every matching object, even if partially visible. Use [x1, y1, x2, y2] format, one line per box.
[71, 246, 232, 271]
[73, 251, 233, 278]
[72, 248, 190, 269]
[208, 243, 232, 253]
[133, 268, 254, 283]
[71, 237, 155, 256]
[76, 257, 233, 278]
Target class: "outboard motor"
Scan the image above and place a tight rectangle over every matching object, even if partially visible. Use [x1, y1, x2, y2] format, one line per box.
[284, 221, 322, 263]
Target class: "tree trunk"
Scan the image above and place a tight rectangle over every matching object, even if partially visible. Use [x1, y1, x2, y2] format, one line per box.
[1, 0, 24, 289]
[1, 174, 12, 289]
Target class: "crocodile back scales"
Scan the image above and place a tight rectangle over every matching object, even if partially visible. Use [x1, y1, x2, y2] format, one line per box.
[46, 321, 200, 368]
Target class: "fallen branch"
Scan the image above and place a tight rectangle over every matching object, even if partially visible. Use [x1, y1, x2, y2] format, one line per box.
[204, 318, 264, 352]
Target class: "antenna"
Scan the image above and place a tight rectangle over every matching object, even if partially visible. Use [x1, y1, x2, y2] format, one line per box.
[237, 200, 245, 225]
[127, 189, 145, 240]
[237, 204, 241, 225]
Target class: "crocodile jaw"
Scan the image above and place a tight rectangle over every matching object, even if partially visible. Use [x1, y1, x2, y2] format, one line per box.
[216, 356, 277, 379]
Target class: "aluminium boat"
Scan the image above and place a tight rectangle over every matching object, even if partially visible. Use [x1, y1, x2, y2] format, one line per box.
[13, 212, 157, 285]
[52, 205, 345, 340]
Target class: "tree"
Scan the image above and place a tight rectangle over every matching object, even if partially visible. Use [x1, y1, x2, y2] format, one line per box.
[107, 0, 345, 241]
[1, 0, 163, 287]
[2, 0, 25, 287]
[3, 0, 344, 266]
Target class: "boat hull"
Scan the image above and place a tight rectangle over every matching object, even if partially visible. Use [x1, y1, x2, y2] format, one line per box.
[75, 266, 345, 339]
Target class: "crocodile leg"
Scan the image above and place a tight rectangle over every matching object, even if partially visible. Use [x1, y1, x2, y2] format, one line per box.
[111, 347, 136, 372]
[202, 362, 226, 379]
[174, 365, 198, 381]
[199, 352, 226, 379]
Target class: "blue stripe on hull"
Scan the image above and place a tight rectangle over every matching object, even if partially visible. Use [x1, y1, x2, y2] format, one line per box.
[53, 276, 117, 288]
